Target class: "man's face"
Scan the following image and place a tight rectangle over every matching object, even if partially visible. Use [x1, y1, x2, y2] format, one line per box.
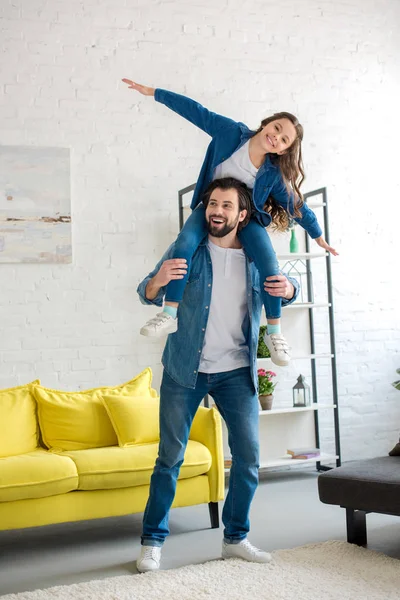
[205, 187, 247, 238]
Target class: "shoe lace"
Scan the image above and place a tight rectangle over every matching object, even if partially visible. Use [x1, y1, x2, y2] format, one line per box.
[142, 546, 160, 561]
[269, 334, 290, 352]
[241, 539, 262, 556]
[151, 313, 172, 327]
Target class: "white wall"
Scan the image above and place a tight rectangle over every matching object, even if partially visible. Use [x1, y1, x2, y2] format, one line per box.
[1, 0, 399, 460]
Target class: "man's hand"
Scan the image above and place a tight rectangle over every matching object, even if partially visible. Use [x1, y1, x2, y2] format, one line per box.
[315, 236, 338, 256]
[145, 259, 187, 300]
[264, 274, 294, 301]
[121, 79, 155, 96]
[153, 258, 187, 287]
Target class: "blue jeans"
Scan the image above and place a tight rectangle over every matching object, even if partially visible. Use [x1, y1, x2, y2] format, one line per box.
[166, 204, 281, 319]
[141, 367, 260, 546]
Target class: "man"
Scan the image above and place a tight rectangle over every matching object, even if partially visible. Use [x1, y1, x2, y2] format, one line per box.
[136, 177, 299, 572]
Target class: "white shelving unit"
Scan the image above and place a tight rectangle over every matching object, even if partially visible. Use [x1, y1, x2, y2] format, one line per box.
[219, 188, 341, 473]
[178, 185, 341, 474]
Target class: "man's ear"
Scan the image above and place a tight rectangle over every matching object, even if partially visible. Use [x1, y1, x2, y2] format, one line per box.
[239, 209, 247, 223]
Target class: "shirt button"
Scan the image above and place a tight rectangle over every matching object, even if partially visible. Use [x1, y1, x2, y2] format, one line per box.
[208, 284, 211, 287]
[198, 350, 201, 353]
[205, 306, 209, 309]
[202, 328, 205, 331]
[194, 370, 197, 373]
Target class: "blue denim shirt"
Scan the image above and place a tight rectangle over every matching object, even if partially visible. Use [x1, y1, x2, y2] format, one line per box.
[137, 239, 299, 391]
[155, 89, 322, 239]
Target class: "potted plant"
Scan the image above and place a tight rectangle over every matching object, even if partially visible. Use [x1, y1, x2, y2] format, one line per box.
[258, 368, 277, 410]
[389, 369, 400, 456]
[257, 325, 271, 358]
[392, 368, 400, 391]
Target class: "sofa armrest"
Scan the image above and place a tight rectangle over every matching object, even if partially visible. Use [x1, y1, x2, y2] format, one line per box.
[189, 406, 225, 502]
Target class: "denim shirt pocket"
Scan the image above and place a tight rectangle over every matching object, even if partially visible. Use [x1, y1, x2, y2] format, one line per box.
[187, 272, 200, 285]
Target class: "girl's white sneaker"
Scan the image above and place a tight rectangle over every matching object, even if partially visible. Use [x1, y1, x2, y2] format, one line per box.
[140, 312, 178, 337]
[263, 333, 291, 366]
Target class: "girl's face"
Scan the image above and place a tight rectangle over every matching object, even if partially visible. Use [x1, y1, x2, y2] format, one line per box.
[258, 118, 297, 155]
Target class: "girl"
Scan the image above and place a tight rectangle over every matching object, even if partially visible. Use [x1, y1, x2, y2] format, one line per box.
[123, 79, 337, 366]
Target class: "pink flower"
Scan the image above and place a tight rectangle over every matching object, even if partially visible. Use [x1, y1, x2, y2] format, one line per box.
[266, 370, 276, 378]
[258, 368, 267, 377]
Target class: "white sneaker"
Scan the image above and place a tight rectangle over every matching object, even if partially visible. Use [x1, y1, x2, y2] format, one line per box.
[140, 312, 178, 337]
[136, 545, 162, 573]
[263, 332, 291, 366]
[222, 538, 272, 563]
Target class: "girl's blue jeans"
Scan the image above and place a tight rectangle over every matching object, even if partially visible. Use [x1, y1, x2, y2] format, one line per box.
[166, 203, 281, 319]
[141, 367, 260, 546]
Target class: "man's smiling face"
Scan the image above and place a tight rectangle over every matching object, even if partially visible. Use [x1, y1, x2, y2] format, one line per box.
[205, 187, 246, 238]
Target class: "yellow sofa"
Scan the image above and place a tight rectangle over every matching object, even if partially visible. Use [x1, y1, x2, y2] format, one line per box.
[0, 369, 225, 531]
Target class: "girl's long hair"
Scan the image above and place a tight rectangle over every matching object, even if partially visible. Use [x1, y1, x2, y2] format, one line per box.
[255, 112, 305, 232]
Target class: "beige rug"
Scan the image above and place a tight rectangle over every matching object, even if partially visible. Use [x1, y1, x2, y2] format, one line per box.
[2, 541, 399, 600]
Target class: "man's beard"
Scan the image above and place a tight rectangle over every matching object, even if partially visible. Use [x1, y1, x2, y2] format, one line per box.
[206, 216, 239, 238]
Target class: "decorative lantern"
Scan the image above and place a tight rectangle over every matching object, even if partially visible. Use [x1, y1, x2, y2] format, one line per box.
[292, 374, 311, 407]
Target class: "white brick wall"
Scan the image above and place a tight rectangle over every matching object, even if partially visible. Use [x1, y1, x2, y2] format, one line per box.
[1, 0, 399, 460]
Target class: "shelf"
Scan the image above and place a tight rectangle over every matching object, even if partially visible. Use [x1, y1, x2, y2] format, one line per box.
[285, 302, 331, 310]
[224, 453, 338, 471]
[258, 403, 337, 416]
[259, 453, 338, 469]
[257, 354, 334, 362]
[307, 202, 326, 208]
[278, 252, 327, 260]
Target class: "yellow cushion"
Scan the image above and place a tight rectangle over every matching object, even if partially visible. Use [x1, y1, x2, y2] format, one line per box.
[33, 368, 158, 451]
[0, 448, 78, 502]
[102, 394, 160, 447]
[0, 380, 40, 458]
[62, 440, 212, 491]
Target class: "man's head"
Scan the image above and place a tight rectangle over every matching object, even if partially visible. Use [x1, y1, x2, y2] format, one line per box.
[202, 178, 251, 238]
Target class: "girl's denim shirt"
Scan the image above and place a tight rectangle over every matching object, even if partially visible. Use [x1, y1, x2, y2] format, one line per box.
[154, 88, 322, 239]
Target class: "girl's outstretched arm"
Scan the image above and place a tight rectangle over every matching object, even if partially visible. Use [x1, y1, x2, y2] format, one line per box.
[122, 78, 237, 137]
[270, 173, 338, 256]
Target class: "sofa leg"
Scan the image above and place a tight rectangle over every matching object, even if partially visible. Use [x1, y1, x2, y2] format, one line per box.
[209, 502, 219, 529]
[346, 508, 367, 546]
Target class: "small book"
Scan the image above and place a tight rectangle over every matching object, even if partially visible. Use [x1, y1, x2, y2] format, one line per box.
[287, 447, 320, 459]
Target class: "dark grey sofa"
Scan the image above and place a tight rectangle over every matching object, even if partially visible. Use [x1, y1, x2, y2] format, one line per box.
[318, 456, 400, 545]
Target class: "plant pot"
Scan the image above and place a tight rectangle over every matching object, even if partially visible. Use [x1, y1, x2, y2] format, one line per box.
[259, 394, 273, 410]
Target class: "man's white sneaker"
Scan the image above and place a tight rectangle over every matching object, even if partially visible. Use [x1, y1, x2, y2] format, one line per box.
[136, 545, 162, 573]
[140, 312, 178, 337]
[222, 539, 272, 563]
[263, 332, 291, 367]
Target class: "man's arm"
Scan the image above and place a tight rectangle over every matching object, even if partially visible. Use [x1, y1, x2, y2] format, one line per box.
[264, 274, 299, 306]
[144, 258, 187, 301]
[136, 243, 187, 306]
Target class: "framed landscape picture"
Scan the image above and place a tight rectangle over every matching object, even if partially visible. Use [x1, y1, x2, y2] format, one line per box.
[0, 145, 71, 263]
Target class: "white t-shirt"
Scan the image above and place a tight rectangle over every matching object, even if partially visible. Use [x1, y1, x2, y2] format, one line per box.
[213, 141, 258, 189]
[199, 240, 250, 374]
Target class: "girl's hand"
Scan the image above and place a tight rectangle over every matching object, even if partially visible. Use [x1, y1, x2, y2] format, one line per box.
[315, 236, 338, 256]
[121, 79, 155, 96]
